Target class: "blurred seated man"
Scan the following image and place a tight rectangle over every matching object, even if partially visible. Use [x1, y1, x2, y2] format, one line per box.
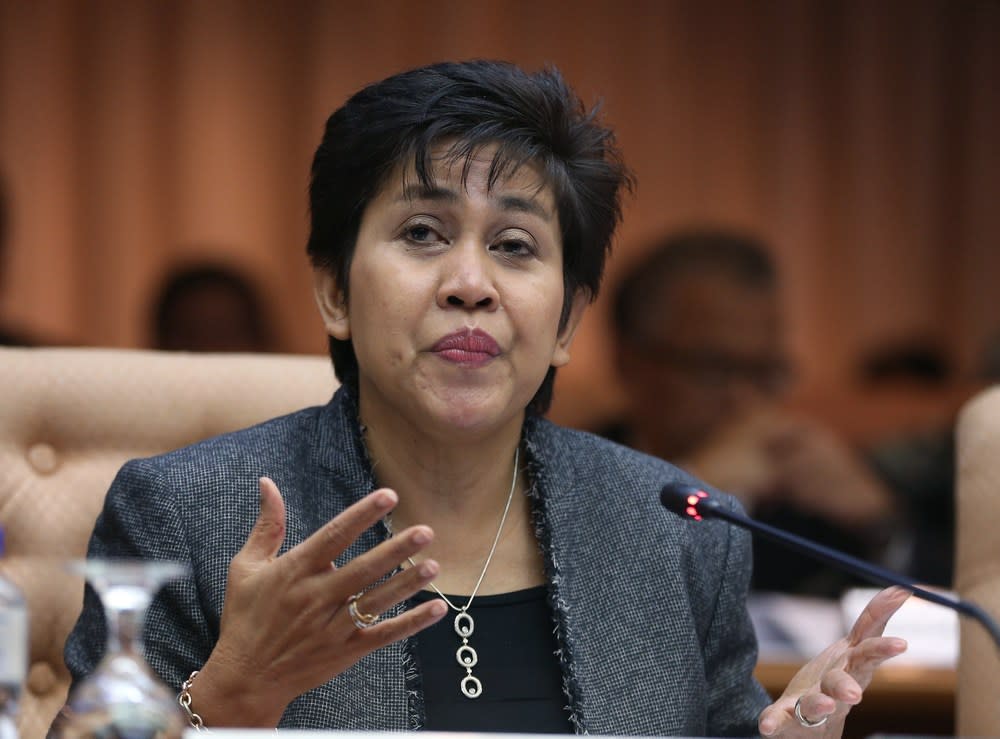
[606, 229, 898, 596]
[860, 334, 1000, 588]
[856, 340, 955, 586]
[150, 262, 275, 353]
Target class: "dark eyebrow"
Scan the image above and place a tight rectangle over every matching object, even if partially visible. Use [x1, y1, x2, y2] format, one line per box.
[497, 194, 553, 222]
[395, 184, 553, 222]
[396, 184, 458, 205]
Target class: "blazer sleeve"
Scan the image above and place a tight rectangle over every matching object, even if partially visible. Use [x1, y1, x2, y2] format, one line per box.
[703, 498, 772, 736]
[64, 456, 216, 695]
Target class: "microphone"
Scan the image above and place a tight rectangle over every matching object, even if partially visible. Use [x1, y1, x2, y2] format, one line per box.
[660, 481, 1000, 649]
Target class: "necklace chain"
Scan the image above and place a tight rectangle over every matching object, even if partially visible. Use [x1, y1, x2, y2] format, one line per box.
[382, 446, 520, 699]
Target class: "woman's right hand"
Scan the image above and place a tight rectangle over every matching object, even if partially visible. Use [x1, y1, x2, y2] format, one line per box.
[186, 476, 448, 727]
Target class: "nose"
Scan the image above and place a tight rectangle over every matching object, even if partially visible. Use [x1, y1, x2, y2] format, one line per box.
[436, 242, 499, 311]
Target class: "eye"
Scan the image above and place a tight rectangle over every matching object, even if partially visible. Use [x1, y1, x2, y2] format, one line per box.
[404, 223, 444, 244]
[491, 233, 535, 259]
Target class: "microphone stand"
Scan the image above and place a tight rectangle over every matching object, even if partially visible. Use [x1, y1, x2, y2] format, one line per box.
[661, 483, 1000, 649]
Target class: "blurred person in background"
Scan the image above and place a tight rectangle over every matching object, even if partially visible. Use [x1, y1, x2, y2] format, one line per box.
[978, 329, 1000, 382]
[0, 172, 38, 346]
[856, 340, 956, 587]
[861, 333, 1000, 588]
[150, 262, 276, 353]
[605, 229, 899, 596]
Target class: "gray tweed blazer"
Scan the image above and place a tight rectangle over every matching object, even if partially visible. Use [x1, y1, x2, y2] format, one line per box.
[65, 387, 770, 736]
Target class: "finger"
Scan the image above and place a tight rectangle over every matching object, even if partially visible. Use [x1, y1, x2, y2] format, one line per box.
[796, 692, 837, 725]
[847, 586, 911, 646]
[347, 557, 439, 620]
[759, 687, 840, 736]
[297, 488, 398, 571]
[844, 635, 908, 687]
[334, 524, 435, 598]
[819, 638, 913, 707]
[240, 477, 288, 562]
[348, 598, 448, 646]
[757, 703, 783, 736]
[757, 694, 830, 736]
[819, 668, 863, 705]
[850, 634, 909, 665]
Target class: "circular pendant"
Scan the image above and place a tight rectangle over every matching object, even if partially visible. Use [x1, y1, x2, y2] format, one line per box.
[454, 611, 474, 638]
[456, 644, 478, 667]
[460, 674, 483, 699]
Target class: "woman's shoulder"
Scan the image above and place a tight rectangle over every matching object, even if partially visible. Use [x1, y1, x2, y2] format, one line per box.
[526, 419, 753, 628]
[525, 416, 748, 548]
[109, 401, 338, 505]
[157, 404, 323, 464]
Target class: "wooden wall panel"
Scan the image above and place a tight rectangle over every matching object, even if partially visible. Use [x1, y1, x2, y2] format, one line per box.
[0, 0, 996, 431]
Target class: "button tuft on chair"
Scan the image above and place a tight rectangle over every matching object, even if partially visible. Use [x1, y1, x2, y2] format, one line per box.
[26, 443, 58, 474]
[27, 662, 57, 694]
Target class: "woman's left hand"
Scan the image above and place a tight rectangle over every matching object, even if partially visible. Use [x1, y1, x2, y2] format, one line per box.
[758, 586, 910, 737]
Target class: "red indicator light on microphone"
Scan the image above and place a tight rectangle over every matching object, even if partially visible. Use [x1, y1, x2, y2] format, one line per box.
[683, 489, 708, 521]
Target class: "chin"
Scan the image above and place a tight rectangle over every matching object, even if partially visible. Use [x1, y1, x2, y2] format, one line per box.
[427, 390, 526, 435]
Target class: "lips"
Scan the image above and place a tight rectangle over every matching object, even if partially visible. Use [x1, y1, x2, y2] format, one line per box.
[431, 329, 501, 366]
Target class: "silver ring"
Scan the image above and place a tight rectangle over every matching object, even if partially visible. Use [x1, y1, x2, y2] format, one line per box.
[794, 696, 828, 728]
[347, 593, 379, 630]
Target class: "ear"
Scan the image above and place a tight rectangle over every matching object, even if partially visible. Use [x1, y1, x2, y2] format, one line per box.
[312, 268, 351, 340]
[551, 289, 590, 368]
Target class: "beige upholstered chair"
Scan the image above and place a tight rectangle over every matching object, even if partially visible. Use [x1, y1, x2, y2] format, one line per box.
[0, 347, 337, 739]
[955, 385, 1000, 736]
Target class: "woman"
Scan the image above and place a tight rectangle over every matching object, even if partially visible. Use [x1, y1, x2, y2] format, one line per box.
[65, 60, 907, 737]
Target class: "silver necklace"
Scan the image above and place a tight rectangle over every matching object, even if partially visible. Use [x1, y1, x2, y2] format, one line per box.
[383, 446, 520, 699]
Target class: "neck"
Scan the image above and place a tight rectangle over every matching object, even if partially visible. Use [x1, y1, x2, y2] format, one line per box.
[360, 403, 526, 522]
[367, 430, 522, 529]
[360, 406, 542, 595]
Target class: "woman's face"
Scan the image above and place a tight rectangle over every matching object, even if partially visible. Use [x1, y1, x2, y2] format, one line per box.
[315, 146, 587, 441]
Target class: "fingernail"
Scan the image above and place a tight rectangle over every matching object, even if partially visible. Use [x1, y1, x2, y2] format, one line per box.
[759, 718, 775, 736]
[417, 559, 438, 578]
[429, 600, 448, 617]
[374, 490, 397, 509]
[412, 527, 432, 545]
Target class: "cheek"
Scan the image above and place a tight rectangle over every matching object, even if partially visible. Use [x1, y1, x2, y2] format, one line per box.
[352, 260, 420, 324]
[516, 303, 563, 359]
[514, 274, 566, 334]
[349, 288, 412, 368]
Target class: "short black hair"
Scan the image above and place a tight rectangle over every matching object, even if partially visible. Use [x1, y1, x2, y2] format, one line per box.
[306, 59, 632, 415]
[612, 229, 776, 343]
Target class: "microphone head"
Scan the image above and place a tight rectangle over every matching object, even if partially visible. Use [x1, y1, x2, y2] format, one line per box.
[659, 482, 718, 521]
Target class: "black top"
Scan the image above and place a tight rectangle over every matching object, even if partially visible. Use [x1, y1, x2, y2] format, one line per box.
[409, 586, 573, 733]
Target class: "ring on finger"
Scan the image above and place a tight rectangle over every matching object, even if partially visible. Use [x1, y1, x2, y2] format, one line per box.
[794, 696, 828, 728]
[347, 593, 380, 630]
